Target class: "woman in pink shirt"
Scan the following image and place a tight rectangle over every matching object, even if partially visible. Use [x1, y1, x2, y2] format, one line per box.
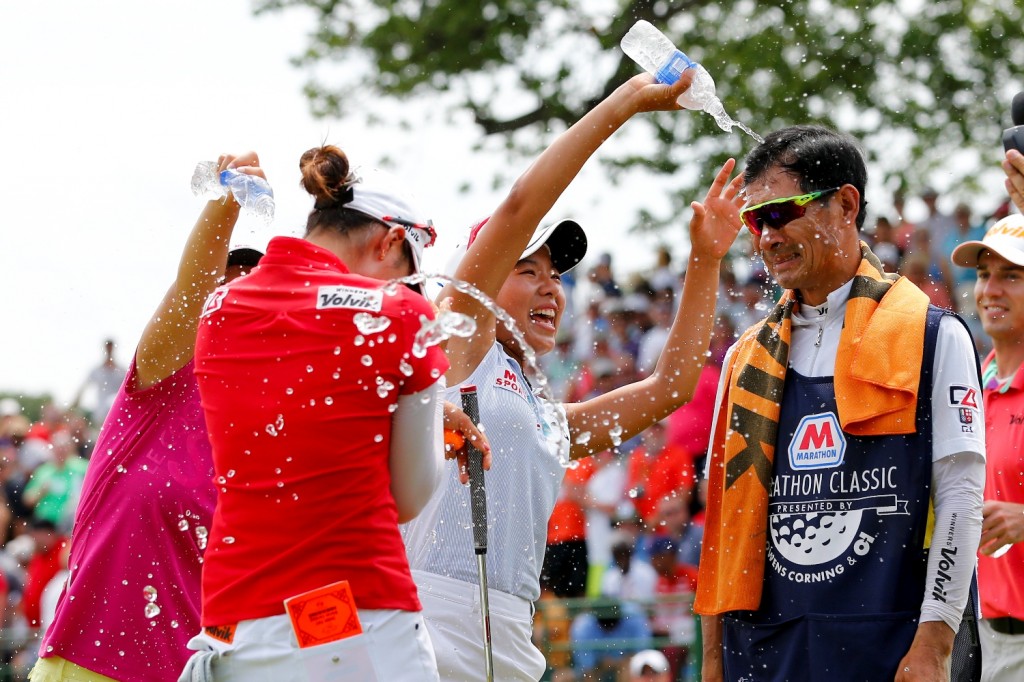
[30, 152, 266, 682]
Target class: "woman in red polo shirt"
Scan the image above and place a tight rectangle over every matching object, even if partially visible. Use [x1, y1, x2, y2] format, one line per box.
[184, 145, 449, 681]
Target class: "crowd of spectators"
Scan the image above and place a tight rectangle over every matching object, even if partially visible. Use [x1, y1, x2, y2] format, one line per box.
[0, 343, 123, 678]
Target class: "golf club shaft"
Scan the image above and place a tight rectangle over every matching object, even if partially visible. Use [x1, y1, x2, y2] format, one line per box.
[477, 553, 494, 682]
[459, 386, 493, 681]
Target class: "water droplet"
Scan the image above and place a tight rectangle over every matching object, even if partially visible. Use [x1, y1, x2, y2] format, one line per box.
[387, 333, 397, 343]
[374, 434, 384, 443]
[325, 396, 334, 405]
[223, 536, 236, 545]
[306, 365, 314, 373]
[171, 620, 179, 629]
[195, 526, 208, 550]
[376, 381, 395, 399]
[144, 603, 161, 618]
[226, 469, 236, 478]
[216, 476, 227, 485]
[266, 414, 285, 436]
[46, 646, 53, 653]
[388, 403, 398, 413]
[353, 335, 365, 347]
[143, 585, 158, 602]
[574, 431, 592, 445]
[354, 312, 392, 334]
[286, 387, 294, 395]
[333, 346, 342, 355]
[361, 355, 373, 367]
[399, 359, 414, 376]
[178, 519, 190, 531]
[609, 424, 623, 447]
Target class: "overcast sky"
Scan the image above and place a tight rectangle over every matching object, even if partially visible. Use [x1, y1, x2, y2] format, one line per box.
[0, 0, 692, 407]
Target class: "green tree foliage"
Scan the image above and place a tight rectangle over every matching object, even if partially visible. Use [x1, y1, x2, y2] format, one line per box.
[257, 0, 1024, 230]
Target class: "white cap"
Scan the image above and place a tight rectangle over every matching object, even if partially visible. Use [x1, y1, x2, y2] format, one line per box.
[343, 169, 436, 281]
[0, 398, 20, 418]
[629, 649, 670, 676]
[951, 214, 1024, 268]
[444, 217, 588, 278]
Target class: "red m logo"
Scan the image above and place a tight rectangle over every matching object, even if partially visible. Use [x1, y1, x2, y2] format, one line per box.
[799, 421, 834, 450]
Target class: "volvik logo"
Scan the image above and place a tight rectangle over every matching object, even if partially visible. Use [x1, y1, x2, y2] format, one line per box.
[788, 412, 846, 470]
[316, 285, 383, 312]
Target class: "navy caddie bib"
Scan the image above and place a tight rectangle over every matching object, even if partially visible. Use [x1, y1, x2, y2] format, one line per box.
[722, 372, 934, 681]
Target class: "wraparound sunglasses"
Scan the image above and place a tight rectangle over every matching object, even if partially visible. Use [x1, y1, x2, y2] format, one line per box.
[740, 187, 842, 236]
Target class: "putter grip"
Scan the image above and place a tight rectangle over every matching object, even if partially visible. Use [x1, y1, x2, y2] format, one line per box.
[460, 386, 488, 554]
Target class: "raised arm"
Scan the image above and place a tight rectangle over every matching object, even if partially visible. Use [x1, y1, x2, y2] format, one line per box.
[134, 152, 263, 389]
[442, 73, 694, 384]
[566, 159, 744, 458]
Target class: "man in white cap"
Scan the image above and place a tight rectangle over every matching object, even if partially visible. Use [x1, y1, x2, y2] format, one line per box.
[952, 213, 1024, 681]
[628, 649, 671, 682]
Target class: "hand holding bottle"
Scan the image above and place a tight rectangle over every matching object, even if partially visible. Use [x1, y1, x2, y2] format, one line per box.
[192, 152, 275, 224]
[621, 20, 762, 142]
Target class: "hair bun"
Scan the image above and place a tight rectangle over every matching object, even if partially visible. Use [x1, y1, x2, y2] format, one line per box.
[299, 145, 354, 208]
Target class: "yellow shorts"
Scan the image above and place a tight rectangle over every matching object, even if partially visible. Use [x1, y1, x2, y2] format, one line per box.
[29, 656, 119, 682]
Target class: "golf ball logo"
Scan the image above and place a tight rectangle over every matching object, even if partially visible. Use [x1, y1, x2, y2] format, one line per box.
[770, 509, 863, 565]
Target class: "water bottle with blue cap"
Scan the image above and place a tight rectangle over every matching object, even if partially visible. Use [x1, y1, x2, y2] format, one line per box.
[620, 20, 723, 117]
[621, 20, 762, 142]
[191, 161, 275, 224]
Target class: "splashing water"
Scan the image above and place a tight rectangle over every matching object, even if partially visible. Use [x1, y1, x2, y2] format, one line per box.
[680, 65, 763, 143]
[412, 310, 478, 358]
[388, 272, 573, 466]
[353, 312, 392, 335]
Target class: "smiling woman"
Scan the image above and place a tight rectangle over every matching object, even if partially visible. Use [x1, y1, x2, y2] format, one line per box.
[401, 71, 744, 681]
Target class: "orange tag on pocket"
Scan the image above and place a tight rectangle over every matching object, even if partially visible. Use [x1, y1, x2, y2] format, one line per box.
[284, 580, 363, 649]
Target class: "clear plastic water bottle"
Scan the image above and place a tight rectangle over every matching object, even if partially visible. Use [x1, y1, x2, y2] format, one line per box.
[190, 161, 275, 224]
[620, 20, 728, 124]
